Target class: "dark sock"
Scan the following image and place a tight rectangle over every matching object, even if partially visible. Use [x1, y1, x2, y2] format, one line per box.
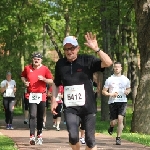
[37, 130, 42, 136]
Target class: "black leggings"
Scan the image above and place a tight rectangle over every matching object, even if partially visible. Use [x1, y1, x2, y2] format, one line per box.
[29, 101, 46, 136]
[64, 112, 96, 148]
[3, 97, 15, 124]
[24, 98, 29, 110]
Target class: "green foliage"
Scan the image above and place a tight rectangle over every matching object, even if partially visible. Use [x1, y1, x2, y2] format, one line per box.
[0, 0, 137, 110]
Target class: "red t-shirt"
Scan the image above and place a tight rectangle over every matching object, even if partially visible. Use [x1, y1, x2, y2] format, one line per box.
[49, 85, 64, 103]
[21, 64, 53, 101]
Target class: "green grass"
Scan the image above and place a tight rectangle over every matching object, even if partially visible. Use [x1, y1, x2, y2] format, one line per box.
[0, 107, 23, 150]
[0, 135, 17, 150]
[96, 104, 150, 146]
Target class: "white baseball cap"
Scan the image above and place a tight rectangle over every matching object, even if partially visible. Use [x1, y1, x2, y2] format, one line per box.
[63, 36, 78, 46]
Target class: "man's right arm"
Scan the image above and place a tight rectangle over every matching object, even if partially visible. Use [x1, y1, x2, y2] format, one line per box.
[21, 77, 26, 84]
[52, 83, 59, 101]
[102, 87, 111, 96]
[51, 83, 59, 114]
[102, 87, 118, 97]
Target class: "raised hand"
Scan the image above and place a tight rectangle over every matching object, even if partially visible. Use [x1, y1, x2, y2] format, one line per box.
[84, 32, 99, 51]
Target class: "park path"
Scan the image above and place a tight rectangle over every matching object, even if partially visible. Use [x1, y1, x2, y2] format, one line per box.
[0, 111, 150, 150]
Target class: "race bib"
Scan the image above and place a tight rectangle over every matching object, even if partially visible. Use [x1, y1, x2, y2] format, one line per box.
[29, 93, 42, 104]
[6, 89, 13, 97]
[113, 89, 126, 101]
[64, 84, 85, 107]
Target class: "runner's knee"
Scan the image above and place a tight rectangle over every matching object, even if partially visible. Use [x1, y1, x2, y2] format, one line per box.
[30, 114, 36, 119]
[85, 137, 96, 148]
[69, 132, 79, 145]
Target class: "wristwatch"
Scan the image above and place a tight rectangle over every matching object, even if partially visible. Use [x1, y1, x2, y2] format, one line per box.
[95, 48, 101, 53]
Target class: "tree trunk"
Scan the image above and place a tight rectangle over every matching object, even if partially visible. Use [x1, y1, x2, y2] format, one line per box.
[131, 0, 150, 133]
[45, 23, 63, 59]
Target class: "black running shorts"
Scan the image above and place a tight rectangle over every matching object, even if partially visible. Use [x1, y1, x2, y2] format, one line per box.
[109, 102, 127, 120]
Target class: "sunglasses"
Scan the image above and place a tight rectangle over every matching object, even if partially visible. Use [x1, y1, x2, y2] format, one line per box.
[63, 46, 77, 51]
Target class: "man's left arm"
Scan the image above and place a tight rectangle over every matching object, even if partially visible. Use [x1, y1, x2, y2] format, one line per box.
[84, 32, 113, 68]
[38, 67, 53, 84]
[43, 78, 53, 84]
[124, 88, 131, 95]
[124, 79, 131, 95]
[96, 50, 113, 68]
[13, 81, 17, 93]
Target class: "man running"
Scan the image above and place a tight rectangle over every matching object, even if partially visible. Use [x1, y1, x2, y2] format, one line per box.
[51, 32, 112, 150]
[102, 62, 131, 145]
[21, 52, 53, 145]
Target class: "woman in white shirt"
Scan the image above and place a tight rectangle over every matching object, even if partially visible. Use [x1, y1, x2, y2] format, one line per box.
[0, 72, 16, 129]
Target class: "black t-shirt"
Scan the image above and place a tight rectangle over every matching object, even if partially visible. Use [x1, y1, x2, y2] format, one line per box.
[54, 54, 104, 115]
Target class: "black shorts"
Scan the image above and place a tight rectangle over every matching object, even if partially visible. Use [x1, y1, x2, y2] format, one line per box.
[109, 102, 127, 120]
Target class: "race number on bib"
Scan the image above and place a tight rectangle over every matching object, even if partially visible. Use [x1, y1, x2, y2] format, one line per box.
[115, 91, 125, 101]
[29, 93, 42, 104]
[64, 84, 85, 107]
[6, 89, 13, 97]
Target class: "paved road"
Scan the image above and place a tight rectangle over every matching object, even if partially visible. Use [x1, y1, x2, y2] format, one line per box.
[0, 111, 150, 150]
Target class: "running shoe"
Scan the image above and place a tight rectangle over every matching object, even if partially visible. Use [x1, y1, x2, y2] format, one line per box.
[29, 135, 35, 145]
[108, 126, 113, 135]
[42, 126, 47, 130]
[53, 124, 56, 128]
[24, 120, 29, 124]
[6, 124, 9, 130]
[80, 137, 85, 144]
[36, 136, 43, 145]
[56, 127, 60, 131]
[9, 124, 14, 130]
[116, 137, 121, 145]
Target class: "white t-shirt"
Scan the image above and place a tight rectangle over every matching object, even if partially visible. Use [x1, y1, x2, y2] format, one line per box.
[104, 75, 130, 104]
[1, 80, 16, 97]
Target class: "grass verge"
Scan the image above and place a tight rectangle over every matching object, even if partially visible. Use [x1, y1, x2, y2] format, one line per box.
[0, 107, 23, 150]
[0, 135, 17, 150]
[96, 106, 150, 146]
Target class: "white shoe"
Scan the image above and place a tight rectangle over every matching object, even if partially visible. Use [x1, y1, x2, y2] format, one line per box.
[53, 124, 56, 128]
[29, 136, 35, 145]
[80, 138, 85, 144]
[56, 127, 60, 131]
[36, 137, 43, 145]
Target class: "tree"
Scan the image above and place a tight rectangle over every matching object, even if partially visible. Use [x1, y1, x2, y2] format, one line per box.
[131, 0, 150, 134]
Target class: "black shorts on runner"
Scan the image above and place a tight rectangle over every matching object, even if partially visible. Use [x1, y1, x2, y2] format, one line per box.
[109, 102, 127, 120]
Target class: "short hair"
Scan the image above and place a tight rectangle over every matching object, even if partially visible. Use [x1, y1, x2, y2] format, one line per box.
[6, 71, 11, 75]
[114, 62, 122, 65]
